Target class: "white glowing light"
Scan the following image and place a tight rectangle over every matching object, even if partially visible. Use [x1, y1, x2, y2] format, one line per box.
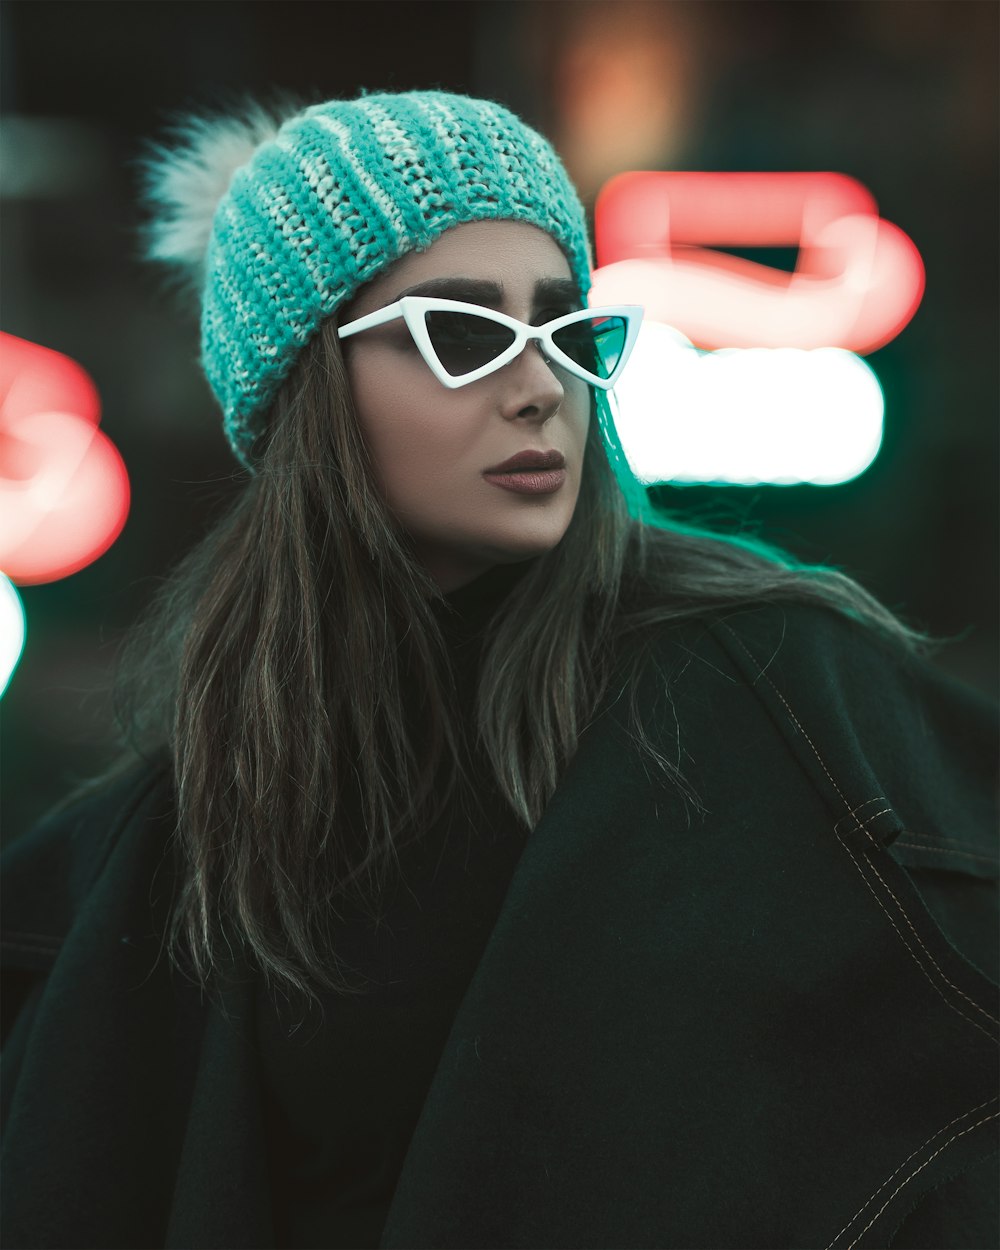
[0, 572, 26, 698]
[611, 321, 884, 486]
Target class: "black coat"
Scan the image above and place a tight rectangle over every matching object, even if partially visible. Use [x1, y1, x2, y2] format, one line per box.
[2, 601, 998, 1249]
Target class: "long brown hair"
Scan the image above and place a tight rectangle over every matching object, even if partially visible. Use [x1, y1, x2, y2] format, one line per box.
[51, 310, 939, 1017]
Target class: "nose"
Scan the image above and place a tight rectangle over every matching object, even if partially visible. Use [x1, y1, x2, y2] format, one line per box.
[500, 338, 565, 418]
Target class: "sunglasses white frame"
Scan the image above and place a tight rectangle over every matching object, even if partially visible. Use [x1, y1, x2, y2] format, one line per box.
[337, 296, 644, 390]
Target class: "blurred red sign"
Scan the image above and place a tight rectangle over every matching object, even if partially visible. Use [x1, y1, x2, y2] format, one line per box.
[0, 332, 130, 586]
[592, 171, 924, 352]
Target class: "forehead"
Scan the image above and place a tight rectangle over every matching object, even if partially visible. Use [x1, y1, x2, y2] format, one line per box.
[347, 220, 575, 317]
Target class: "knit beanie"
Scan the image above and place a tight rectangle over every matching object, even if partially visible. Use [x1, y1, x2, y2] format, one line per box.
[135, 88, 595, 472]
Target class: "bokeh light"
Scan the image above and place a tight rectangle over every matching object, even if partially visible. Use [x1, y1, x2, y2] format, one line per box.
[0, 332, 130, 586]
[0, 572, 26, 699]
[592, 172, 925, 353]
[612, 322, 884, 486]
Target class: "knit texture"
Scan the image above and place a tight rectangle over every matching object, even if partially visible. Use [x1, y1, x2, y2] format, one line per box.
[194, 89, 594, 470]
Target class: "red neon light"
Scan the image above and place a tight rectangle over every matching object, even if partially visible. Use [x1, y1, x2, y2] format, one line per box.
[0, 332, 130, 586]
[592, 172, 924, 353]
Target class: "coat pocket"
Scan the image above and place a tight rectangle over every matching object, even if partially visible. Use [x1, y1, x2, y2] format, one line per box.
[887, 831, 999, 988]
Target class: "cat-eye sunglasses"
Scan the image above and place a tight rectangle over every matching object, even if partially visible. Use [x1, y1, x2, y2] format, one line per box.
[337, 296, 644, 390]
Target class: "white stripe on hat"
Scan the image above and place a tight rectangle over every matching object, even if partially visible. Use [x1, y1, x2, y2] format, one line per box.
[407, 96, 466, 190]
[308, 111, 409, 250]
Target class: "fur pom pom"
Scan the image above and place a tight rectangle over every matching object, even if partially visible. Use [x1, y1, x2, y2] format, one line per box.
[132, 89, 312, 302]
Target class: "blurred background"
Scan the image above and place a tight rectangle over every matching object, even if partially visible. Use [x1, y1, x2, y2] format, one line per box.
[2, 0, 997, 842]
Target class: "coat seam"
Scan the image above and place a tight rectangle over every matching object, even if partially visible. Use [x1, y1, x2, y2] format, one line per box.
[836, 818, 998, 1035]
[825, 1100, 1000, 1249]
[892, 840, 998, 866]
[901, 828, 998, 850]
[834, 796, 889, 837]
[719, 621, 999, 1029]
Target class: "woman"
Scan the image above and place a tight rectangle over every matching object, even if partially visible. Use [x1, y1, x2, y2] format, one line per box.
[2, 88, 996, 1250]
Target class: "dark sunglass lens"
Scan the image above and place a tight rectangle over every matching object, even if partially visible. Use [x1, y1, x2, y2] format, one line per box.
[424, 311, 516, 376]
[552, 316, 628, 379]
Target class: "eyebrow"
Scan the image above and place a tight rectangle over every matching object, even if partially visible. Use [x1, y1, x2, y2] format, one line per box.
[393, 276, 581, 307]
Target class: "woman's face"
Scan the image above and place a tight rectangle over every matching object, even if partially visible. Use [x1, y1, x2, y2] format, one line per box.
[339, 220, 592, 593]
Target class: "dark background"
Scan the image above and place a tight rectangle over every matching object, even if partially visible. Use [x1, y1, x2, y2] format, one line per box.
[2, 0, 997, 843]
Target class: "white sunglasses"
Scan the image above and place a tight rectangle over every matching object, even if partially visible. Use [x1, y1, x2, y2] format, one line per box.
[337, 296, 644, 390]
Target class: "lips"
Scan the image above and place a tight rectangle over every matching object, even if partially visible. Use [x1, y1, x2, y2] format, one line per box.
[485, 449, 566, 473]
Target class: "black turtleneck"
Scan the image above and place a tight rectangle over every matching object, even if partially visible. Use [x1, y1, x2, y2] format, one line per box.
[257, 557, 538, 1250]
[435, 557, 536, 629]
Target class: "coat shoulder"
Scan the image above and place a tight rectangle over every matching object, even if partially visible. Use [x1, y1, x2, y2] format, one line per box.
[699, 599, 998, 872]
[624, 597, 998, 991]
[621, 596, 996, 870]
[1, 748, 175, 972]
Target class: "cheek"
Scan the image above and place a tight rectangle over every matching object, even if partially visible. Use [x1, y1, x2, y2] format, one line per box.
[570, 383, 593, 445]
[346, 353, 468, 481]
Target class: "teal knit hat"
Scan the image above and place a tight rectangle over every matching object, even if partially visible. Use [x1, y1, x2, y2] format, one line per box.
[136, 88, 594, 472]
